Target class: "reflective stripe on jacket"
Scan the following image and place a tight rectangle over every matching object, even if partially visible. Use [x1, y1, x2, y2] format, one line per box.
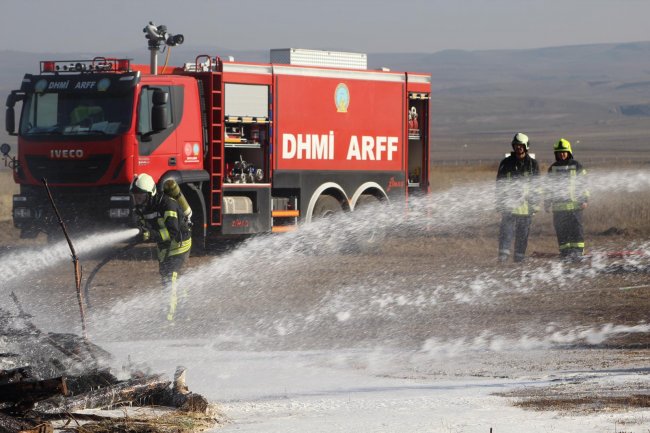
[139, 194, 192, 262]
[155, 207, 192, 262]
[496, 153, 541, 216]
[545, 159, 589, 212]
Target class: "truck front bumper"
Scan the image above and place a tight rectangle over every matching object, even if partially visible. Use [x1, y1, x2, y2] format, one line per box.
[12, 187, 134, 232]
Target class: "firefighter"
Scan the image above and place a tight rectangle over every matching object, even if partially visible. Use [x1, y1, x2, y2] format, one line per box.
[130, 173, 192, 321]
[496, 133, 541, 263]
[544, 138, 589, 261]
[70, 101, 104, 126]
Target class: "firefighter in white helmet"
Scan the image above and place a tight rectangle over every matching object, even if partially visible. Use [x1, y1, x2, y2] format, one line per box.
[495, 133, 541, 263]
[544, 138, 589, 261]
[130, 173, 192, 321]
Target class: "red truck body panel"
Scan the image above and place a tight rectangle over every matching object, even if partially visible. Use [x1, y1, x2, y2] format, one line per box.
[273, 72, 405, 172]
[133, 75, 204, 180]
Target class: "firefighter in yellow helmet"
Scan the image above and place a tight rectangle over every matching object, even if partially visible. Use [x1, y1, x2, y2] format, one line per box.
[130, 173, 192, 321]
[496, 133, 541, 263]
[544, 139, 589, 261]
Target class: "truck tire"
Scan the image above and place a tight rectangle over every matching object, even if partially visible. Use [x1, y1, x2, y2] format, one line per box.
[351, 194, 385, 254]
[312, 195, 342, 219]
[183, 184, 207, 254]
[355, 194, 381, 210]
[308, 195, 344, 255]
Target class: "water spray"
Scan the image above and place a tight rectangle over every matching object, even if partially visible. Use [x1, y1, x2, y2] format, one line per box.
[0, 228, 140, 285]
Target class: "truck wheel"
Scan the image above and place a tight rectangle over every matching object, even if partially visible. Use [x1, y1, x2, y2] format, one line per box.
[312, 195, 342, 219]
[188, 203, 207, 254]
[182, 183, 208, 254]
[309, 195, 344, 255]
[352, 194, 385, 254]
[355, 194, 381, 210]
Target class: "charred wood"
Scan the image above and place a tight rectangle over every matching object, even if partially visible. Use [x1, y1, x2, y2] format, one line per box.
[0, 413, 52, 433]
[7, 295, 103, 376]
[145, 367, 210, 413]
[34, 375, 170, 414]
[171, 367, 208, 413]
[0, 377, 67, 404]
[64, 370, 118, 396]
[0, 368, 33, 385]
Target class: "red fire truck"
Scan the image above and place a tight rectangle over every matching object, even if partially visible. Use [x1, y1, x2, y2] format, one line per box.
[4, 31, 430, 245]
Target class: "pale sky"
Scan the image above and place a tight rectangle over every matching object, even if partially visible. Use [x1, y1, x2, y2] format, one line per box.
[1, 0, 649, 54]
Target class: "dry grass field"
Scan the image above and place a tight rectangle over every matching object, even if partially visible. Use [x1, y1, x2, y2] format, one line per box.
[2, 160, 649, 238]
[0, 169, 17, 222]
[431, 161, 650, 237]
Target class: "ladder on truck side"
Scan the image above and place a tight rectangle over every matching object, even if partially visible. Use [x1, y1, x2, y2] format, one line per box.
[191, 56, 224, 229]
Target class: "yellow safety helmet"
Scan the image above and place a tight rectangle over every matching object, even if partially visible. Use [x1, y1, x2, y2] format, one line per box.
[554, 138, 572, 155]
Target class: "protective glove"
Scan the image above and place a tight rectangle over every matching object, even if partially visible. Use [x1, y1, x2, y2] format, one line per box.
[139, 227, 151, 242]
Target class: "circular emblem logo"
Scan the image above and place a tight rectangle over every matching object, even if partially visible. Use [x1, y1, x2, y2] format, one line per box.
[35, 79, 48, 93]
[184, 143, 192, 156]
[97, 78, 111, 92]
[193, 143, 200, 156]
[334, 83, 350, 113]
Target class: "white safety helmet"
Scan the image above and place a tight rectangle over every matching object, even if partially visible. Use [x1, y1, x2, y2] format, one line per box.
[130, 173, 157, 197]
[511, 132, 529, 150]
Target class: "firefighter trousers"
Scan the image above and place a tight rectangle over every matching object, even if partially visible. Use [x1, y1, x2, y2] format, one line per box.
[498, 213, 532, 262]
[552, 210, 584, 258]
[159, 251, 190, 321]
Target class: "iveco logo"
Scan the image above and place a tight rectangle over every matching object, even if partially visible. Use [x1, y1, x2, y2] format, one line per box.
[50, 149, 84, 159]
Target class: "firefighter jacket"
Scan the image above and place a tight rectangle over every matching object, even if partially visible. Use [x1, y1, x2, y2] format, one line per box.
[544, 158, 589, 212]
[136, 194, 192, 262]
[496, 152, 541, 216]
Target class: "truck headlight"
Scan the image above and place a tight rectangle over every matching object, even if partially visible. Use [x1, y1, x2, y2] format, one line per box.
[14, 207, 32, 219]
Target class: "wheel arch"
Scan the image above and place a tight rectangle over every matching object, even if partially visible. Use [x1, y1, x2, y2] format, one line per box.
[350, 182, 389, 211]
[305, 182, 350, 223]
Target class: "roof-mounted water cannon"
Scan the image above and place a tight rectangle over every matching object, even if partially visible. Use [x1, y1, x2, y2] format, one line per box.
[143, 22, 184, 75]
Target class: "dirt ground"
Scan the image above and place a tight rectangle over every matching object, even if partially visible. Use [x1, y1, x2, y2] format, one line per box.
[1, 163, 650, 414]
[2, 218, 650, 413]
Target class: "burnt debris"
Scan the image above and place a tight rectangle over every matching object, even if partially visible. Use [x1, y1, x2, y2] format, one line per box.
[0, 303, 221, 433]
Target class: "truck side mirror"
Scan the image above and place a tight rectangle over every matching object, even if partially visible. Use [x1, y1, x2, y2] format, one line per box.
[6, 107, 15, 136]
[5, 93, 18, 136]
[151, 89, 169, 132]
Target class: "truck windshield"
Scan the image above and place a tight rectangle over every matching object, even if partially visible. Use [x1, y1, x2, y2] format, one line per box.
[20, 91, 133, 137]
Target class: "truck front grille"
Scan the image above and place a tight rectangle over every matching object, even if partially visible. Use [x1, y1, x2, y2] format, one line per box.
[25, 154, 113, 183]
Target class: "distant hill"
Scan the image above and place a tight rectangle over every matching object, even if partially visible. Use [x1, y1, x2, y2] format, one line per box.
[2, 42, 650, 161]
